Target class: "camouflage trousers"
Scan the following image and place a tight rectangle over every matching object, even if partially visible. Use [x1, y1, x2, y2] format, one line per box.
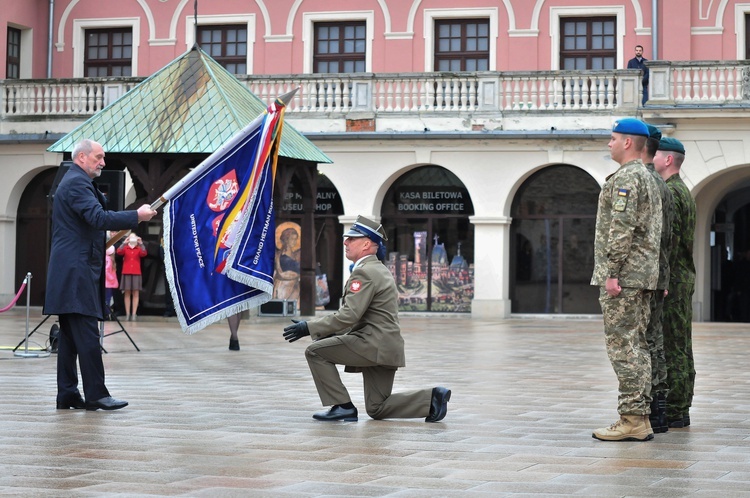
[647, 290, 669, 396]
[599, 287, 652, 415]
[663, 281, 695, 419]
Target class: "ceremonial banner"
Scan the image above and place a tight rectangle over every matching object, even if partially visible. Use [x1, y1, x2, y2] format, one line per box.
[163, 94, 289, 334]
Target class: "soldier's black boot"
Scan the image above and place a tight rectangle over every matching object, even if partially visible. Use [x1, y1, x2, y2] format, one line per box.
[649, 398, 660, 432]
[653, 393, 668, 433]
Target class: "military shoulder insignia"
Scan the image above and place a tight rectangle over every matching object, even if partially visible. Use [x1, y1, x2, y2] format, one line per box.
[613, 188, 629, 212]
[350, 280, 362, 292]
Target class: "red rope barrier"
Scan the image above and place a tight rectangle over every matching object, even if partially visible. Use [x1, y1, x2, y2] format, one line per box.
[0, 279, 27, 313]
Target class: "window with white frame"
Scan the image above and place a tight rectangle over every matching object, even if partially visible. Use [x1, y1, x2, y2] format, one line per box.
[313, 21, 366, 73]
[186, 15, 254, 75]
[302, 12, 374, 74]
[549, 6, 624, 70]
[84, 28, 133, 77]
[434, 18, 490, 71]
[6, 26, 21, 79]
[423, 9, 498, 72]
[73, 18, 139, 78]
[197, 25, 247, 74]
[559, 17, 616, 70]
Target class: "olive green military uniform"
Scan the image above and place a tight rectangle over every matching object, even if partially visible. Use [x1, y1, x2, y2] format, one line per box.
[306, 255, 432, 420]
[663, 173, 696, 421]
[646, 163, 674, 397]
[592, 159, 662, 416]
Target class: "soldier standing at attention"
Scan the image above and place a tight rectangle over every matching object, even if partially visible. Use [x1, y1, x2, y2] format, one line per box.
[591, 118, 662, 441]
[642, 124, 674, 434]
[653, 137, 696, 429]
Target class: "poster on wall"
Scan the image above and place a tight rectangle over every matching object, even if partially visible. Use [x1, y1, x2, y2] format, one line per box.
[385, 231, 474, 313]
[272, 221, 301, 303]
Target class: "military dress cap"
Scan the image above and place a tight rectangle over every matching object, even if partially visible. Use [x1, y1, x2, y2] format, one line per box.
[612, 118, 649, 137]
[658, 137, 686, 155]
[343, 215, 388, 242]
[645, 123, 662, 141]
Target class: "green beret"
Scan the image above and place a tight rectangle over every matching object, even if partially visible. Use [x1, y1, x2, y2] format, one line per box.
[645, 124, 662, 141]
[658, 137, 685, 155]
[612, 118, 649, 137]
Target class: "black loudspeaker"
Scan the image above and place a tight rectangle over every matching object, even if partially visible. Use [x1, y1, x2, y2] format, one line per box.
[258, 299, 298, 316]
[48, 161, 126, 211]
[95, 170, 126, 211]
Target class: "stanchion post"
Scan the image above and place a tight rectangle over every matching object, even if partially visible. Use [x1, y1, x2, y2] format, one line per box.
[14, 272, 50, 359]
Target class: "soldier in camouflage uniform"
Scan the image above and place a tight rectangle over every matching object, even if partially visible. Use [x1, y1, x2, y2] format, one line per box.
[591, 118, 662, 442]
[654, 137, 696, 428]
[642, 124, 674, 434]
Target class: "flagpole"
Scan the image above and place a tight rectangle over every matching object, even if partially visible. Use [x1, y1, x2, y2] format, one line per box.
[105, 89, 297, 249]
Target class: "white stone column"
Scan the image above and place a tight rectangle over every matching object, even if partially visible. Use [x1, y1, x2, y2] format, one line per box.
[469, 216, 512, 318]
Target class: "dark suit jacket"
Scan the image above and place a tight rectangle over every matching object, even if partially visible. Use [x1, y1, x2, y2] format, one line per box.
[307, 254, 406, 368]
[627, 56, 649, 86]
[44, 164, 138, 319]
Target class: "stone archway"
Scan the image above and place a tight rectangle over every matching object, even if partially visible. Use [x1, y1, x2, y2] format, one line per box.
[509, 164, 600, 314]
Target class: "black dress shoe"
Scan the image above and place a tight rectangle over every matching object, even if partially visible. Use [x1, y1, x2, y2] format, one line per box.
[313, 405, 358, 421]
[229, 339, 240, 351]
[86, 396, 128, 411]
[425, 387, 451, 422]
[56, 396, 86, 410]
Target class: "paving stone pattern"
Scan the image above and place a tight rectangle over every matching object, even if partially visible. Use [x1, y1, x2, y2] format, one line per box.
[1, 309, 749, 497]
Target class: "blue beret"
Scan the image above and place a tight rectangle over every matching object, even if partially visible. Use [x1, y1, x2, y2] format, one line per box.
[658, 137, 685, 155]
[612, 118, 649, 137]
[645, 124, 662, 141]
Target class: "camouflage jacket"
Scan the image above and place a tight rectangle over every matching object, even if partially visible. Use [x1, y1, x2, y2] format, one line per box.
[647, 163, 674, 290]
[666, 173, 696, 284]
[591, 159, 662, 289]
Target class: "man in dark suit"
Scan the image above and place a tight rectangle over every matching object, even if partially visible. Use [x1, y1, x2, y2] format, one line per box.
[45, 139, 156, 411]
[283, 215, 451, 422]
[627, 45, 649, 105]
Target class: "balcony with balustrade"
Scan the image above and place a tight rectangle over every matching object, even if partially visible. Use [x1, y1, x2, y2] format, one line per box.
[1, 61, 748, 139]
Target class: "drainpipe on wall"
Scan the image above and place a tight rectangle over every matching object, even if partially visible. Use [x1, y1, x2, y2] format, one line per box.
[652, 0, 658, 59]
[47, 0, 54, 78]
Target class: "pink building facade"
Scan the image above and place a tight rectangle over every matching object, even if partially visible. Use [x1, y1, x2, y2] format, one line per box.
[2, 0, 750, 321]
[4, 1, 750, 78]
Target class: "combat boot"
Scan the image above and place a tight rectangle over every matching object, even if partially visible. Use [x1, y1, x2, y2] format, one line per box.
[652, 393, 668, 433]
[592, 415, 654, 441]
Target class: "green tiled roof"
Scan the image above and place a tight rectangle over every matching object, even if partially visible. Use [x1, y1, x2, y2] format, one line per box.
[48, 47, 331, 163]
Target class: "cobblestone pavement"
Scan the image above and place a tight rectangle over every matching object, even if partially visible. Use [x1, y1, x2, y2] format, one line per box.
[1, 308, 749, 497]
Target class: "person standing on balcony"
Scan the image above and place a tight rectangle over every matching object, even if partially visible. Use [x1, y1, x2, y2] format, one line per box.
[653, 137, 696, 429]
[641, 124, 674, 434]
[45, 139, 156, 411]
[627, 45, 649, 105]
[591, 119, 662, 441]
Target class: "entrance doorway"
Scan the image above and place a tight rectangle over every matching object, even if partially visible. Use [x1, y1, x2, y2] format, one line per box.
[711, 187, 750, 322]
[15, 168, 57, 306]
[510, 165, 600, 314]
[381, 166, 474, 312]
[277, 172, 343, 310]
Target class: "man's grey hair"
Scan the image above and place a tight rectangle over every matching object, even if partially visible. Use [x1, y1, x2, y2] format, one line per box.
[71, 139, 95, 160]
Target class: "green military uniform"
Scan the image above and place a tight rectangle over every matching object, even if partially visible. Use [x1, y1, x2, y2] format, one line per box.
[592, 159, 662, 416]
[306, 254, 432, 419]
[663, 172, 696, 423]
[645, 162, 673, 397]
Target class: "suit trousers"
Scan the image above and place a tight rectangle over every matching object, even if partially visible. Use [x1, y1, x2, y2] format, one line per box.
[305, 335, 432, 420]
[57, 313, 110, 402]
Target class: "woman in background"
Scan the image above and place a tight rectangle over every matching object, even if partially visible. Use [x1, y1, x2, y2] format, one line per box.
[117, 233, 147, 321]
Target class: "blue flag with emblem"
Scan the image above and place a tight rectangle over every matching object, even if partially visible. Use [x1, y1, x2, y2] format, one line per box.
[161, 92, 292, 334]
